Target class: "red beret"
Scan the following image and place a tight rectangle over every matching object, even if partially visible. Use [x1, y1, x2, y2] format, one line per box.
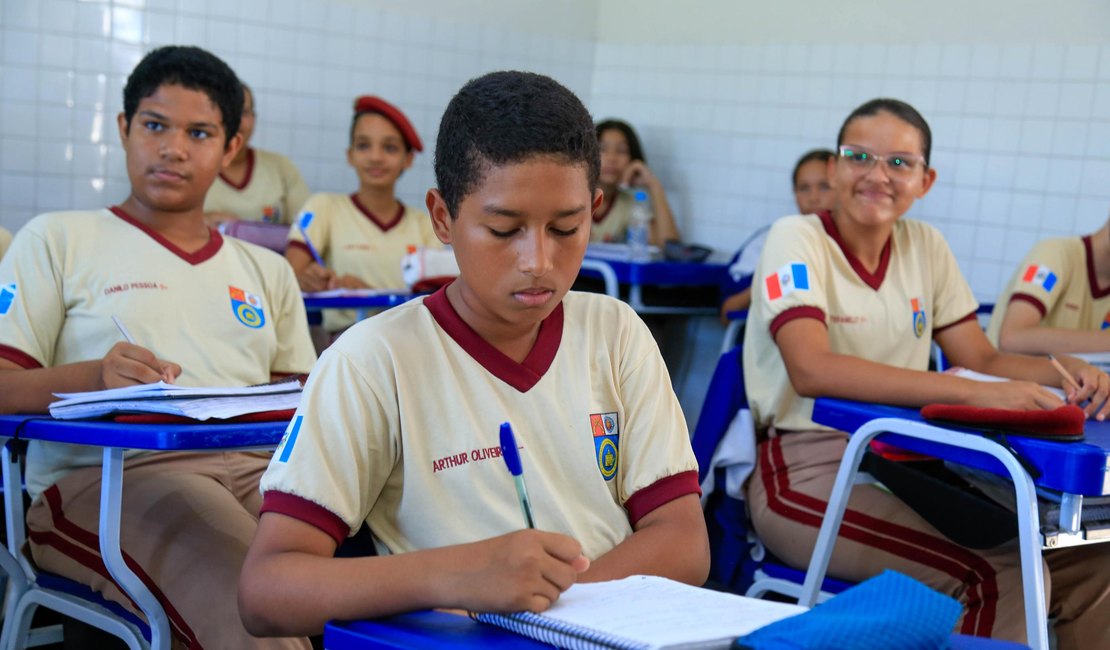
[352, 95, 423, 152]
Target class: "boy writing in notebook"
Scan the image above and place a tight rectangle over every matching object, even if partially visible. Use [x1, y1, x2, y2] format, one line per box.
[240, 71, 710, 636]
[0, 46, 316, 647]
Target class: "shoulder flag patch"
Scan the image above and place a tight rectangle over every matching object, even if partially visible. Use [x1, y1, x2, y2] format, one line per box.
[0, 283, 16, 316]
[1021, 265, 1056, 292]
[765, 262, 810, 301]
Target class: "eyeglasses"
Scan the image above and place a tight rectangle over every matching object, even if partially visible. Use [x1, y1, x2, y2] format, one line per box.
[838, 146, 926, 177]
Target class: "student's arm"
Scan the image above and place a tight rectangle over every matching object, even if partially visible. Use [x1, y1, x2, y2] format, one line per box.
[622, 161, 680, 245]
[719, 289, 751, 324]
[0, 344, 180, 413]
[575, 494, 708, 585]
[776, 317, 1066, 411]
[997, 300, 1110, 354]
[285, 245, 337, 292]
[239, 514, 589, 636]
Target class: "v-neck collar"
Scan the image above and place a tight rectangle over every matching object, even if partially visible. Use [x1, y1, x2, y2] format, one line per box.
[423, 285, 563, 393]
[350, 194, 405, 232]
[818, 211, 892, 291]
[110, 206, 223, 265]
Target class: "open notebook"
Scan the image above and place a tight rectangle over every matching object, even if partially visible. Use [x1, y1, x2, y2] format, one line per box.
[49, 379, 302, 420]
[471, 575, 804, 650]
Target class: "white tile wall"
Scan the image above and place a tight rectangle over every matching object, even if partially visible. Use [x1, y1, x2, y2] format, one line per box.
[590, 40, 1110, 301]
[0, 0, 596, 234]
[1, 0, 1108, 306]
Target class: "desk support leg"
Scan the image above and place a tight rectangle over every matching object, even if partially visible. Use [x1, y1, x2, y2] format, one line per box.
[798, 419, 1049, 650]
[100, 448, 171, 649]
[1, 444, 33, 650]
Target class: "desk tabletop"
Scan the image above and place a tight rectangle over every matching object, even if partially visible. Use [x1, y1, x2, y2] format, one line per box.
[302, 291, 416, 311]
[324, 610, 1029, 649]
[0, 414, 288, 451]
[812, 398, 1110, 496]
[579, 254, 729, 287]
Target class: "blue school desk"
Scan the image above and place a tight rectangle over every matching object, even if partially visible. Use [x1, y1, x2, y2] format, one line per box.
[578, 250, 729, 315]
[302, 290, 416, 312]
[0, 415, 290, 650]
[802, 398, 1110, 650]
[323, 609, 1030, 649]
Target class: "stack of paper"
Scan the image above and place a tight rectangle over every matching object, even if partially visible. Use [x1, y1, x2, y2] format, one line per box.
[49, 380, 303, 421]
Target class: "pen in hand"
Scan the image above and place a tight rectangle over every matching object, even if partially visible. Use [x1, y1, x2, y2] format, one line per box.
[499, 421, 536, 529]
[296, 211, 327, 269]
[1048, 354, 1082, 396]
[112, 315, 173, 384]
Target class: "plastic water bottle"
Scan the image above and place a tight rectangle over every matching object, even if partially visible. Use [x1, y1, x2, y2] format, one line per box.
[627, 190, 651, 262]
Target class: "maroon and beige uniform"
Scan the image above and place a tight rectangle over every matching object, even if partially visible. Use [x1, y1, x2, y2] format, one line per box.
[204, 147, 310, 225]
[591, 189, 633, 243]
[986, 236, 1110, 345]
[260, 288, 700, 560]
[287, 192, 439, 331]
[742, 211, 1110, 646]
[0, 226, 11, 260]
[0, 207, 316, 649]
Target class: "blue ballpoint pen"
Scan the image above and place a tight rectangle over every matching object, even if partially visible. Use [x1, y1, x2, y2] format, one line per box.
[499, 422, 536, 529]
[296, 211, 327, 268]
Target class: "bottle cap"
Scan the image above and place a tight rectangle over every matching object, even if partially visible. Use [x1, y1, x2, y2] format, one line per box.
[634, 190, 649, 202]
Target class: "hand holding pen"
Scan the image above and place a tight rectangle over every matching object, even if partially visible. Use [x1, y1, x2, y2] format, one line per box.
[102, 315, 180, 388]
[1049, 354, 1110, 421]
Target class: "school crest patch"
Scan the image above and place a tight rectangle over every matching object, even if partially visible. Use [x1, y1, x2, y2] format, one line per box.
[229, 285, 265, 329]
[910, 297, 927, 338]
[0, 283, 16, 316]
[1102, 311, 1110, 330]
[591, 412, 619, 481]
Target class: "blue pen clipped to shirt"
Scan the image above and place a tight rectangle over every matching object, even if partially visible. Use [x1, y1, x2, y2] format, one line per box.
[296, 211, 327, 268]
[499, 422, 536, 529]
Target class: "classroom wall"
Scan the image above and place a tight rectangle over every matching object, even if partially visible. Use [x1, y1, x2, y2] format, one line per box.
[591, 0, 1110, 301]
[0, 0, 597, 233]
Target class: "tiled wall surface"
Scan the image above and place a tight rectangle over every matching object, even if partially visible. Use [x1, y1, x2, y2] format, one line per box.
[591, 42, 1110, 300]
[2, 0, 1108, 302]
[0, 0, 595, 237]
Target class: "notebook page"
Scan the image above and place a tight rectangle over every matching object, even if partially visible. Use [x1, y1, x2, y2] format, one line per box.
[538, 575, 804, 649]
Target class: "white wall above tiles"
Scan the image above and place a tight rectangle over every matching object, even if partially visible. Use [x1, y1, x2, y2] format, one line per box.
[1, 0, 1108, 305]
[0, 0, 598, 238]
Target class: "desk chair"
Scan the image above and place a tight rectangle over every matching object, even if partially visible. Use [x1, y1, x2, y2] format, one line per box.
[1, 439, 151, 650]
[219, 220, 290, 254]
[692, 347, 854, 603]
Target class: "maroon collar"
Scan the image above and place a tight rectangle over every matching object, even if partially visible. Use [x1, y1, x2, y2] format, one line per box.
[350, 194, 404, 232]
[109, 206, 223, 265]
[423, 285, 563, 393]
[818, 211, 892, 291]
[218, 148, 254, 191]
[1082, 235, 1110, 299]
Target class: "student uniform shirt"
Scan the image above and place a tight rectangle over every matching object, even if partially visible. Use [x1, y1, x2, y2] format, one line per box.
[203, 148, 309, 225]
[590, 189, 633, 243]
[287, 192, 440, 331]
[986, 236, 1110, 344]
[744, 212, 978, 432]
[260, 289, 700, 559]
[0, 207, 317, 498]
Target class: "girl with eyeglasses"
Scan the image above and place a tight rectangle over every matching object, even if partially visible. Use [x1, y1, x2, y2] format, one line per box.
[742, 98, 1110, 647]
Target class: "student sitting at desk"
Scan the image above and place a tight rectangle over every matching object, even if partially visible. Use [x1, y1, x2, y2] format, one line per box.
[240, 71, 710, 636]
[743, 98, 1110, 647]
[719, 149, 835, 323]
[204, 82, 310, 226]
[593, 119, 681, 245]
[286, 95, 440, 334]
[0, 46, 316, 648]
[986, 213, 1110, 354]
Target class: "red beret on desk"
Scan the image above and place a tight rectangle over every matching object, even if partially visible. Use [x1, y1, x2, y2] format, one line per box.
[920, 403, 1085, 441]
[353, 95, 423, 152]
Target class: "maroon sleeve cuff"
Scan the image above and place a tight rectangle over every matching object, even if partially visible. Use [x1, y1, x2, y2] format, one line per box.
[934, 310, 977, 335]
[286, 240, 312, 256]
[0, 345, 42, 369]
[260, 491, 350, 545]
[769, 306, 826, 340]
[624, 470, 701, 526]
[1009, 293, 1047, 319]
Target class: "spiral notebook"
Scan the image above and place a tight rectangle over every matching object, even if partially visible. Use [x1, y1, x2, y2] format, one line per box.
[470, 575, 805, 650]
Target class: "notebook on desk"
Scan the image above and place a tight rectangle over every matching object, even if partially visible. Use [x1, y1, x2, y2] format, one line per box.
[48, 379, 303, 421]
[470, 575, 804, 650]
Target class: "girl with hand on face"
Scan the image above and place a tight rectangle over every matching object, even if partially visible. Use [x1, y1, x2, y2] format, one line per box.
[743, 98, 1110, 648]
[286, 96, 440, 334]
[593, 119, 680, 246]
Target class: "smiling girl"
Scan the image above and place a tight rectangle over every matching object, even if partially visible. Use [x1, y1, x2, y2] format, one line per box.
[743, 98, 1110, 647]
